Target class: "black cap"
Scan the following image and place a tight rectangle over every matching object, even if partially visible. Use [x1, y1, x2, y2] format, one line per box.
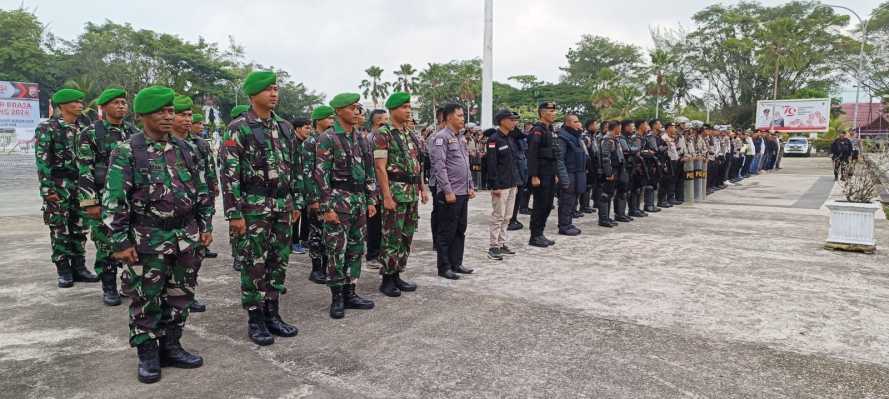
[538, 101, 556, 110]
[494, 109, 519, 125]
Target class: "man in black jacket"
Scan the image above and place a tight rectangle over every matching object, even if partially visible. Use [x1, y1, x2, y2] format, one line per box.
[830, 131, 854, 181]
[526, 102, 564, 247]
[485, 110, 522, 260]
[556, 114, 587, 236]
[596, 121, 622, 227]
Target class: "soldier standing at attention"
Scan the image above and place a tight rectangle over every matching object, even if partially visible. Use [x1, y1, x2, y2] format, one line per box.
[104, 86, 212, 383]
[225, 104, 250, 272]
[374, 92, 427, 296]
[597, 121, 622, 227]
[78, 87, 138, 305]
[191, 112, 219, 259]
[364, 109, 388, 267]
[169, 95, 214, 313]
[220, 71, 301, 345]
[304, 106, 335, 284]
[315, 93, 379, 318]
[36, 88, 98, 288]
[526, 101, 562, 248]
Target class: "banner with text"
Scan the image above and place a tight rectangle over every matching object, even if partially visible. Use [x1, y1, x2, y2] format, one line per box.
[755, 98, 830, 132]
[0, 81, 41, 139]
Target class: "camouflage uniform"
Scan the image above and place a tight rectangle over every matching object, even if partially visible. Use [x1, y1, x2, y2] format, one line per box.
[373, 124, 422, 275]
[35, 117, 89, 273]
[314, 120, 377, 287]
[78, 120, 139, 274]
[102, 132, 213, 346]
[302, 133, 327, 269]
[219, 110, 300, 309]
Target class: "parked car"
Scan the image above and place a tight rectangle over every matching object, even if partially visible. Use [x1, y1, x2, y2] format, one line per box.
[783, 137, 813, 157]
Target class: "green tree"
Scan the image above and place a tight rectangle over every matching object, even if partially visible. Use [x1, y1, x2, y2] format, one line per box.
[392, 63, 417, 93]
[359, 65, 390, 108]
[0, 8, 47, 83]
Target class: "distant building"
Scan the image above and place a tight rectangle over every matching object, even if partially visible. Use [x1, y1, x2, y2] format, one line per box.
[839, 102, 888, 139]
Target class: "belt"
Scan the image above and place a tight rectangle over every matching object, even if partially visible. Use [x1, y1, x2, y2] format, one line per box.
[331, 180, 366, 193]
[51, 169, 78, 179]
[133, 213, 194, 230]
[242, 183, 288, 197]
[387, 173, 421, 184]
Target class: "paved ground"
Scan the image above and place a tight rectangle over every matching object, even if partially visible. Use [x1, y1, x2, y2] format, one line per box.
[1, 155, 888, 398]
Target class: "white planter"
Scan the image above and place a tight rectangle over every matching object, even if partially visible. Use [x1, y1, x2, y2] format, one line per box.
[825, 200, 880, 251]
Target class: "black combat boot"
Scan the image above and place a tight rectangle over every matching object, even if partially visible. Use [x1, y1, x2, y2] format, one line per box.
[159, 325, 203, 368]
[189, 298, 207, 313]
[232, 259, 242, 272]
[308, 258, 326, 284]
[379, 274, 401, 297]
[246, 306, 274, 346]
[394, 273, 417, 292]
[614, 197, 632, 222]
[343, 283, 375, 309]
[528, 235, 550, 248]
[204, 250, 218, 258]
[644, 187, 661, 213]
[56, 260, 74, 288]
[329, 286, 345, 319]
[136, 339, 162, 384]
[100, 270, 121, 306]
[264, 299, 298, 337]
[71, 256, 99, 282]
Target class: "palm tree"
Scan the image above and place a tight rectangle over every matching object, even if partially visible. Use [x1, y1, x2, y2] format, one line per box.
[393, 63, 417, 93]
[359, 65, 390, 107]
[648, 48, 675, 119]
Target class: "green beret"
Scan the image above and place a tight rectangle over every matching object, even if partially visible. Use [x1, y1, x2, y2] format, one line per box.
[243, 71, 277, 96]
[52, 88, 85, 105]
[385, 91, 410, 110]
[133, 86, 175, 114]
[192, 113, 204, 123]
[96, 88, 126, 106]
[173, 95, 193, 113]
[311, 105, 335, 121]
[230, 104, 250, 119]
[329, 93, 360, 109]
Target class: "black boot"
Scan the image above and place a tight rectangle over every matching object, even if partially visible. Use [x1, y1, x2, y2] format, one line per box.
[507, 219, 523, 231]
[394, 273, 417, 292]
[264, 299, 298, 337]
[343, 283, 375, 309]
[159, 325, 203, 368]
[528, 235, 550, 248]
[329, 286, 345, 319]
[232, 259, 242, 272]
[56, 260, 74, 288]
[136, 339, 161, 384]
[71, 256, 99, 283]
[204, 250, 218, 259]
[189, 298, 207, 313]
[379, 274, 401, 297]
[100, 270, 121, 306]
[246, 307, 274, 346]
[308, 258, 326, 284]
[437, 268, 460, 280]
[644, 188, 661, 213]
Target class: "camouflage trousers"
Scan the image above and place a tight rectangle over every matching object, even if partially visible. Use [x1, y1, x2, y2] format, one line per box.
[83, 215, 118, 274]
[41, 184, 86, 265]
[240, 212, 292, 309]
[122, 250, 200, 347]
[306, 208, 327, 263]
[379, 201, 419, 276]
[323, 210, 367, 287]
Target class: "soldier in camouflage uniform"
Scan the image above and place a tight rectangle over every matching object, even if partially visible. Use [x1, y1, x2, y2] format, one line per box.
[373, 92, 428, 297]
[103, 86, 212, 383]
[225, 104, 250, 272]
[219, 71, 300, 346]
[192, 112, 219, 259]
[314, 92, 379, 319]
[170, 95, 216, 313]
[36, 88, 98, 288]
[78, 87, 138, 305]
[303, 105, 335, 284]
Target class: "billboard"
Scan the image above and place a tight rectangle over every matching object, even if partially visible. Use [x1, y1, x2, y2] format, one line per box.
[0, 81, 41, 140]
[755, 98, 830, 132]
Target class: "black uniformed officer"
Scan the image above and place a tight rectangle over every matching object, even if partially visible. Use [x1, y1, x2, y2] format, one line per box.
[526, 101, 563, 247]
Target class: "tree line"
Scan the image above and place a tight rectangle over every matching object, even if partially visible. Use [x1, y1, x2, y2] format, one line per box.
[2, 1, 887, 129]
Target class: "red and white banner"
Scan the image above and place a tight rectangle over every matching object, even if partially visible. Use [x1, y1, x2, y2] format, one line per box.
[755, 98, 830, 132]
[0, 81, 41, 139]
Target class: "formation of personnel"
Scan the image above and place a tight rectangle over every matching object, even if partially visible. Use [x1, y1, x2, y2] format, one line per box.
[34, 71, 774, 384]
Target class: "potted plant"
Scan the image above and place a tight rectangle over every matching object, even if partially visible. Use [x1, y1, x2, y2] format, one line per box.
[824, 143, 888, 253]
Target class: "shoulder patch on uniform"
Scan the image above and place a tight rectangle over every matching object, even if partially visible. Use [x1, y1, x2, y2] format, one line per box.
[434, 138, 444, 146]
[224, 138, 238, 148]
[488, 142, 496, 148]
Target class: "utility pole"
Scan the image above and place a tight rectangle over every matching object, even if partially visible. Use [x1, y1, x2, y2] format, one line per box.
[481, 0, 493, 129]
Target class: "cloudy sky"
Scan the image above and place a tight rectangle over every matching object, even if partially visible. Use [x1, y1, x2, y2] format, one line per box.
[8, 0, 884, 102]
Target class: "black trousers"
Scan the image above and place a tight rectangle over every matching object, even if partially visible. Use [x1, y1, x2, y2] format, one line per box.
[292, 206, 309, 244]
[529, 175, 556, 237]
[366, 209, 381, 260]
[435, 193, 468, 272]
[673, 160, 685, 201]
